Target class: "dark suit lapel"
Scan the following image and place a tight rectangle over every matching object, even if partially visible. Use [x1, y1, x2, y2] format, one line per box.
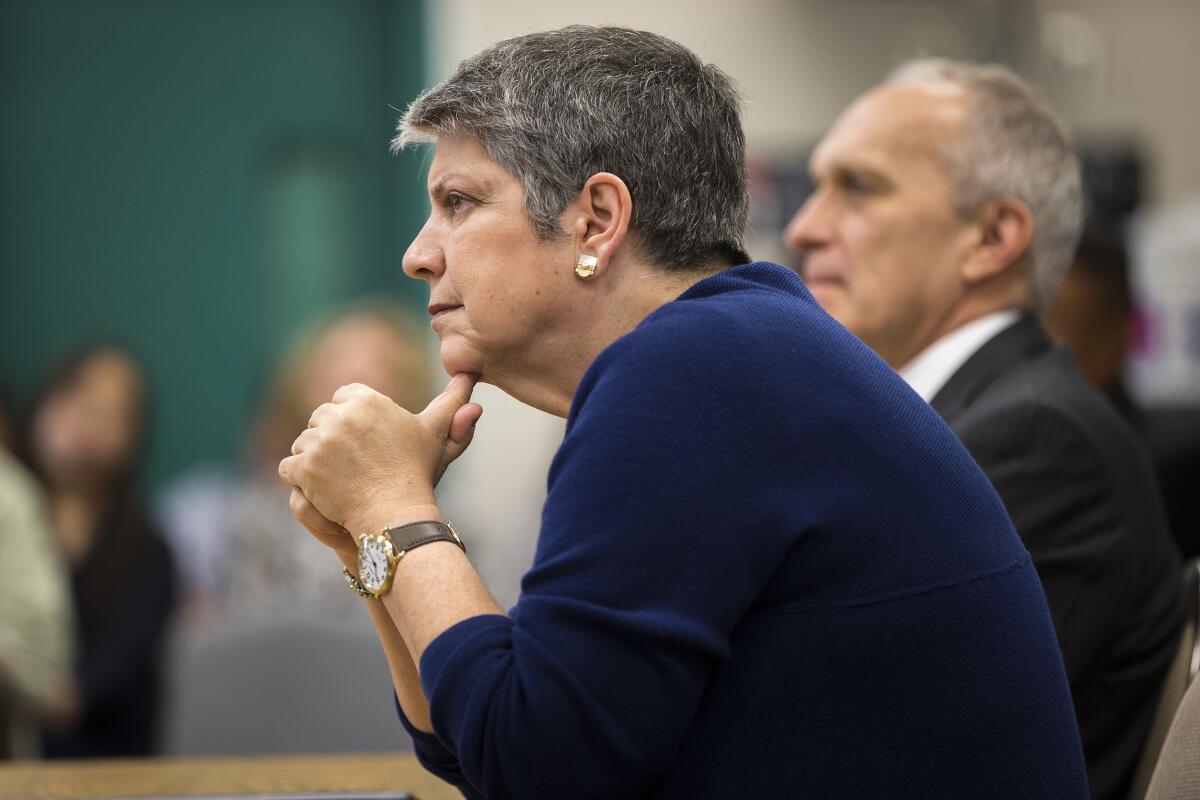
[929, 314, 1051, 422]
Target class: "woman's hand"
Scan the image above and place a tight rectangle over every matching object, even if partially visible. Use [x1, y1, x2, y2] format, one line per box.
[288, 487, 358, 561]
[278, 373, 482, 535]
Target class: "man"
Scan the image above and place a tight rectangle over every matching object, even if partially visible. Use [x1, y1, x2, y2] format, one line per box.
[784, 59, 1182, 800]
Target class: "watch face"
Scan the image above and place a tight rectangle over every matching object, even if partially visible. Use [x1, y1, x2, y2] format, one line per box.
[358, 536, 392, 593]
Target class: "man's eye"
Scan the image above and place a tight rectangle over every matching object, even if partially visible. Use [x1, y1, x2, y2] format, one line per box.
[843, 175, 872, 194]
[447, 192, 470, 214]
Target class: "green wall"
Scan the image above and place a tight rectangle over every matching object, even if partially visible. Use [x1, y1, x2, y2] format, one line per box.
[0, 0, 428, 488]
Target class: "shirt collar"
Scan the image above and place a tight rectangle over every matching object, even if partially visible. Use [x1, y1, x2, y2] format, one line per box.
[898, 310, 1022, 402]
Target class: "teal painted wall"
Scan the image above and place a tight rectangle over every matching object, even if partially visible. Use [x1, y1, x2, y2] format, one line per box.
[0, 0, 428, 488]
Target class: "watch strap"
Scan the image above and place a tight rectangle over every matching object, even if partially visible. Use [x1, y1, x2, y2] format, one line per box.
[383, 520, 465, 556]
[342, 567, 375, 599]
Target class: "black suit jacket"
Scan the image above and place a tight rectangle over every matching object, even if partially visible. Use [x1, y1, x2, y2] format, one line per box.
[930, 315, 1182, 800]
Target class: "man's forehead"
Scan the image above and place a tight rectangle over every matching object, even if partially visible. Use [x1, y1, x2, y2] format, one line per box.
[811, 82, 967, 173]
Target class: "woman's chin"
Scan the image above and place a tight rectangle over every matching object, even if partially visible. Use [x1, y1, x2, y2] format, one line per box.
[439, 340, 484, 379]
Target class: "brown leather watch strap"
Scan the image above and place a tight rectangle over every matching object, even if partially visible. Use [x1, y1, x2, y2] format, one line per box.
[382, 520, 465, 556]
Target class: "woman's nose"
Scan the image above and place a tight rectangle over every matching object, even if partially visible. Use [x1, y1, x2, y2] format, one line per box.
[402, 220, 446, 281]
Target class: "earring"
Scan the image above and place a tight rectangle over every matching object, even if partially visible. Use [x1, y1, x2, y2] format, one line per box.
[575, 254, 598, 279]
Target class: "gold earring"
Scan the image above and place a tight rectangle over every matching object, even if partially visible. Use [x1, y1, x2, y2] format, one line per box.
[575, 254, 598, 279]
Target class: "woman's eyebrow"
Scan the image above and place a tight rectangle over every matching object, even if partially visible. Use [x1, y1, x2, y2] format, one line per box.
[429, 172, 492, 200]
[427, 176, 455, 199]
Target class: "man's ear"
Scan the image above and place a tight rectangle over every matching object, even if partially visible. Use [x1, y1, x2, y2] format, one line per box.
[565, 172, 633, 276]
[961, 197, 1035, 286]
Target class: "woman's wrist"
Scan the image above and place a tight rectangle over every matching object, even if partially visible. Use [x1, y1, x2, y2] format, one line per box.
[345, 500, 444, 539]
[336, 548, 360, 571]
[337, 501, 447, 585]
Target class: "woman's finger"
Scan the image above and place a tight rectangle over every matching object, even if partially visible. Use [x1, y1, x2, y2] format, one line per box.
[332, 382, 373, 404]
[449, 402, 483, 447]
[422, 373, 478, 433]
[288, 487, 345, 538]
[278, 454, 298, 485]
[289, 427, 318, 456]
[308, 402, 337, 428]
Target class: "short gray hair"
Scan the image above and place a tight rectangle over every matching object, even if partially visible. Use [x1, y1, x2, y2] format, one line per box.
[394, 25, 750, 271]
[888, 59, 1083, 308]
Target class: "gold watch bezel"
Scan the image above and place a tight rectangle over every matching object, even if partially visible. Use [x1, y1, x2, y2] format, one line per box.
[357, 531, 400, 597]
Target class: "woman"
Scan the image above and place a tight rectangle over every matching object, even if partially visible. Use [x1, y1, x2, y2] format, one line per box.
[278, 26, 1087, 799]
[27, 343, 175, 757]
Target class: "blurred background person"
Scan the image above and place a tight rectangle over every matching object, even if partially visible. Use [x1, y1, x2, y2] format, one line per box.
[1045, 218, 1200, 558]
[1044, 220, 1137, 405]
[159, 298, 540, 630]
[154, 302, 436, 756]
[24, 344, 177, 758]
[223, 301, 434, 623]
[0, 382, 76, 759]
[159, 302, 433, 625]
[151, 297, 543, 760]
[783, 59, 1182, 800]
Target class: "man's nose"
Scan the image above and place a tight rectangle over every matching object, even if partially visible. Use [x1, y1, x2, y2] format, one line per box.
[782, 191, 832, 255]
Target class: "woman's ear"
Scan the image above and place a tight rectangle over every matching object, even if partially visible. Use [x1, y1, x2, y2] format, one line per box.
[961, 197, 1035, 286]
[569, 172, 633, 276]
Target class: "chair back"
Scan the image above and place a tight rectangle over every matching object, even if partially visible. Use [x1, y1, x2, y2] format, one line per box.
[162, 614, 410, 755]
[1135, 557, 1200, 799]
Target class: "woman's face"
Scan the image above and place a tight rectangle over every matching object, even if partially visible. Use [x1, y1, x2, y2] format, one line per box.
[33, 350, 143, 489]
[402, 135, 578, 384]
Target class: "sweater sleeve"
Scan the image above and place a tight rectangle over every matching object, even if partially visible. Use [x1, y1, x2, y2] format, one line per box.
[394, 694, 482, 800]
[418, 318, 801, 799]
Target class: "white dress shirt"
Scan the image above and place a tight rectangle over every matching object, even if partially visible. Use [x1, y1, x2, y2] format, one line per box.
[898, 310, 1021, 402]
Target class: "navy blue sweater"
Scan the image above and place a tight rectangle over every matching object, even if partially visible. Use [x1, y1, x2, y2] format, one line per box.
[401, 263, 1087, 799]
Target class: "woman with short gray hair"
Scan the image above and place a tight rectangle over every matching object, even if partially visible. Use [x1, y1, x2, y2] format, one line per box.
[279, 26, 1087, 798]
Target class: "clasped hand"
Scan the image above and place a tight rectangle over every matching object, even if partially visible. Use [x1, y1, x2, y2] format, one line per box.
[278, 373, 482, 554]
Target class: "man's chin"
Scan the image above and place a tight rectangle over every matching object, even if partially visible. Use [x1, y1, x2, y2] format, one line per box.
[808, 287, 865, 339]
[807, 281, 845, 315]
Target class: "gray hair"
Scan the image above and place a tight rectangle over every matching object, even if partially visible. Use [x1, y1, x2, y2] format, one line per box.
[888, 59, 1083, 308]
[394, 25, 750, 271]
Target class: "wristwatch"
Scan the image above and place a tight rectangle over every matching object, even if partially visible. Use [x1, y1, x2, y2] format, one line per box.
[346, 520, 465, 599]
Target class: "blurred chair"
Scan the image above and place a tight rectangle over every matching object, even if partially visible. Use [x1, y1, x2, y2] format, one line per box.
[163, 616, 411, 755]
[1134, 558, 1200, 799]
[0, 684, 12, 758]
